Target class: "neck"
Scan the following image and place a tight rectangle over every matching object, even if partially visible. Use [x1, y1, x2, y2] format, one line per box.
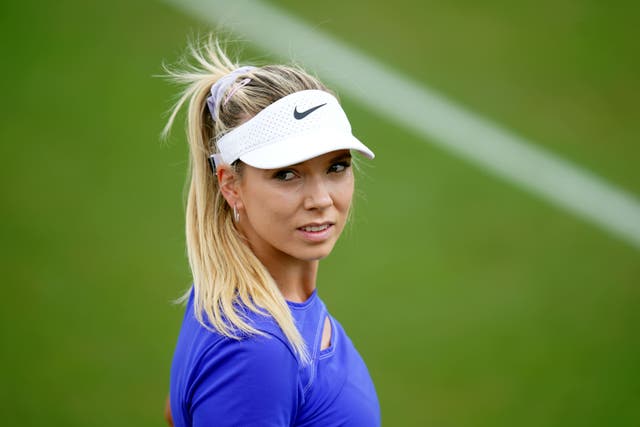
[237, 225, 320, 303]
[262, 257, 319, 303]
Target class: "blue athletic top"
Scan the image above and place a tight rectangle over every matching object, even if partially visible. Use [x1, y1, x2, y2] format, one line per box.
[170, 288, 380, 426]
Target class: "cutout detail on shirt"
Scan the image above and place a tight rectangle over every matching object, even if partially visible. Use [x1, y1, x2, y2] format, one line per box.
[320, 316, 332, 351]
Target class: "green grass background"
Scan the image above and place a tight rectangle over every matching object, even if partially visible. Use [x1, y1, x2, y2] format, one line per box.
[1, 0, 638, 425]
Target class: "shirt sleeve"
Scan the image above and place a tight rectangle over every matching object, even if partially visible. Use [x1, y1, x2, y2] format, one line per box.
[188, 334, 301, 427]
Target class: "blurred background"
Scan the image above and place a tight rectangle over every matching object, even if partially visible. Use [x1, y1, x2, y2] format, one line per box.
[1, 0, 638, 425]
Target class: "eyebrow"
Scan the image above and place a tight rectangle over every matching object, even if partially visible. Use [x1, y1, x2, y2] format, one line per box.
[283, 152, 352, 169]
[328, 152, 352, 163]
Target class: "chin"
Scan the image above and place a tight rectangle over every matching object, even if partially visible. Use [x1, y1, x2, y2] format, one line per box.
[294, 245, 335, 262]
[298, 252, 331, 262]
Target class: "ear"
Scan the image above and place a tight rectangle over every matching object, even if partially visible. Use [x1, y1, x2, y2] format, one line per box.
[217, 165, 242, 209]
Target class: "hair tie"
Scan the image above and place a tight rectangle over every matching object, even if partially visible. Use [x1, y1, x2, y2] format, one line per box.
[223, 78, 252, 107]
[206, 66, 256, 121]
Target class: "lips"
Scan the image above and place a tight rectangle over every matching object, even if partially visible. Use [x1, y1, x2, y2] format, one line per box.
[297, 222, 335, 242]
[300, 224, 331, 232]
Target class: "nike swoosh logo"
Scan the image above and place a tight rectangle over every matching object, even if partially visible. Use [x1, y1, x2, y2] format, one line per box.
[294, 103, 327, 120]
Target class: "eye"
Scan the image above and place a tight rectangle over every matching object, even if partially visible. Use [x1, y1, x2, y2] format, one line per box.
[273, 169, 297, 181]
[328, 161, 351, 173]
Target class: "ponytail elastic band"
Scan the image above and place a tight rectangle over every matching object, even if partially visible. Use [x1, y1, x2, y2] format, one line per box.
[223, 78, 252, 106]
[206, 66, 256, 121]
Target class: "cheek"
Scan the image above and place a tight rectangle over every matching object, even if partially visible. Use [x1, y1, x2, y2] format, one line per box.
[333, 176, 355, 211]
[243, 187, 299, 225]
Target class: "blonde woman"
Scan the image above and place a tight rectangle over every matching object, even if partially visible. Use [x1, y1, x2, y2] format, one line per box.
[164, 38, 380, 427]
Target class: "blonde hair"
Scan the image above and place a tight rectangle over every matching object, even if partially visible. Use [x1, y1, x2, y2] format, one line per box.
[162, 37, 331, 364]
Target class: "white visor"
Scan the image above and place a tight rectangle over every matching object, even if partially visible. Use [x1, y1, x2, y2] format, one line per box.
[215, 90, 374, 169]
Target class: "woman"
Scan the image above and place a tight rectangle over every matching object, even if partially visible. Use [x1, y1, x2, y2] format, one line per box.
[164, 38, 380, 426]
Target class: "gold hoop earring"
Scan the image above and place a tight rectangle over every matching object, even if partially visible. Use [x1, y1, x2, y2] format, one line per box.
[233, 204, 240, 223]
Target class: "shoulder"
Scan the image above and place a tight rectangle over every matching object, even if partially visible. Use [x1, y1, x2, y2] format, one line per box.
[198, 331, 299, 377]
[186, 334, 302, 426]
[190, 299, 300, 385]
[175, 295, 302, 391]
[174, 288, 296, 364]
[171, 288, 311, 426]
[171, 295, 304, 424]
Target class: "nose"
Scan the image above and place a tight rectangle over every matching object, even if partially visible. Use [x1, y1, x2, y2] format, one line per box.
[303, 176, 333, 210]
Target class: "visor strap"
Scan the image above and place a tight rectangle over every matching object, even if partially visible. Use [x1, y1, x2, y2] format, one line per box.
[207, 153, 224, 174]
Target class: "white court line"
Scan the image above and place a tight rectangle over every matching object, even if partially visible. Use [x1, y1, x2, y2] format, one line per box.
[163, 0, 640, 250]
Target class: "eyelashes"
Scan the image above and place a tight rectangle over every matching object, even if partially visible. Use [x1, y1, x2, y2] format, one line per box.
[272, 161, 351, 181]
[328, 161, 351, 173]
[273, 170, 296, 181]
